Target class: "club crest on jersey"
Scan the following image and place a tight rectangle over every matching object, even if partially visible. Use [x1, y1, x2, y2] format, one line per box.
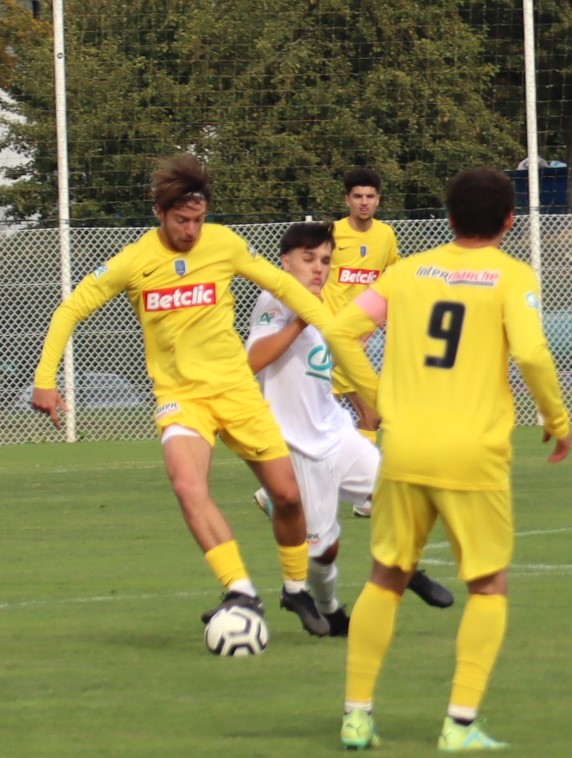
[174, 259, 187, 276]
[360, 245, 368, 257]
[525, 291, 539, 308]
[93, 264, 109, 279]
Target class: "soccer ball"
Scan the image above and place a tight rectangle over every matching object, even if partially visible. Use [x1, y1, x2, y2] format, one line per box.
[204, 606, 269, 657]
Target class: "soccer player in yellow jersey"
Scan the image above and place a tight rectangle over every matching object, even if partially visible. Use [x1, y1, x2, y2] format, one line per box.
[31, 153, 332, 637]
[323, 167, 399, 516]
[323, 168, 571, 750]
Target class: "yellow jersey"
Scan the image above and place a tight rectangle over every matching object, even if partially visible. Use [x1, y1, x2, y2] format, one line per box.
[322, 216, 399, 316]
[325, 242, 569, 490]
[35, 225, 331, 399]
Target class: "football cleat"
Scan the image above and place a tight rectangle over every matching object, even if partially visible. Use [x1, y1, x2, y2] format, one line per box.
[352, 502, 372, 518]
[324, 606, 351, 637]
[200, 590, 264, 624]
[340, 709, 381, 750]
[252, 488, 273, 518]
[407, 569, 454, 608]
[438, 716, 508, 751]
[279, 587, 329, 637]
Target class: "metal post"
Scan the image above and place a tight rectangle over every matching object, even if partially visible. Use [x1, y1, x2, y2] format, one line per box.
[53, 0, 76, 441]
[522, 0, 544, 427]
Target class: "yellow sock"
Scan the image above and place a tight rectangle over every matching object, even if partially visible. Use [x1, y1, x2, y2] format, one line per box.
[358, 428, 378, 445]
[278, 542, 308, 582]
[204, 540, 250, 588]
[346, 582, 401, 704]
[449, 594, 508, 714]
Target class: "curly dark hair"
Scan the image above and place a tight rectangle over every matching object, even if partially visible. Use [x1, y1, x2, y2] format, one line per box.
[343, 167, 381, 194]
[446, 168, 515, 238]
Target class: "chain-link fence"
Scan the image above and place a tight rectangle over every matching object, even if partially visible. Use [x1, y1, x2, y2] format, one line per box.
[1, 215, 571, 445]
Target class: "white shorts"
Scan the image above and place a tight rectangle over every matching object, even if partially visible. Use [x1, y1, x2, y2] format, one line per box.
[290, 429, 380, 557]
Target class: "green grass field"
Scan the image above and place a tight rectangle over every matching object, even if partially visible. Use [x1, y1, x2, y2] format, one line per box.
[1, 428, 571, 757]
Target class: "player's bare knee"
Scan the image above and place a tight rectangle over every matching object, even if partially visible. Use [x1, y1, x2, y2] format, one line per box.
[170, 476, 206, 513]
[467, 570, 508, 596]
[314, 542, 339, 564]
[269, 486, 302, 514]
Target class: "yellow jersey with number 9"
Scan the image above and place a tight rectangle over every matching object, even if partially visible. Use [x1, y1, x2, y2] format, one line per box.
[372, 242, 568, 489]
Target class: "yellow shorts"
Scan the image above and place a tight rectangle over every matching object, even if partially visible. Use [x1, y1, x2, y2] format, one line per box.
[371, 478, 513, 582]
[154, 377, 289, 462]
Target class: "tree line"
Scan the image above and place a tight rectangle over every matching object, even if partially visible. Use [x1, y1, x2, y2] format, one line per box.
[1, 0, 570, 224]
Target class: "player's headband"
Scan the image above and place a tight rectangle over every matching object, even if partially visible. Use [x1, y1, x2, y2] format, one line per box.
[176, 191, 206, 204]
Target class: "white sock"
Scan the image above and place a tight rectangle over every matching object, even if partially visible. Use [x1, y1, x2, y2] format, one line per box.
[282, 579, 307, 594]
[308, 558, 339, 614]
[447, 705, 478, 722]
[345, 700, 372, 714]
[228, 579, 258, 597]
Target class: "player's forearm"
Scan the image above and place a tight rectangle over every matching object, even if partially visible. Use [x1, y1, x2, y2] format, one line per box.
[34, 304, 80, 388]
[323, 302, 379, 410]
[241, 255, 331, 329]
[516, 347, 570, 440]
[248, 319, 306, 373]
[274, 275, 331, 329]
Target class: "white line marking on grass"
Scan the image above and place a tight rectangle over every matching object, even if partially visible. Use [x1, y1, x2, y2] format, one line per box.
[425, 526, 572, 553]
[0, 590, 198, 611]
[514, 527, 572, 537]
[2, 527, 570, 612]
[0, 457, 245, 475]
[421, 558, 572, 572]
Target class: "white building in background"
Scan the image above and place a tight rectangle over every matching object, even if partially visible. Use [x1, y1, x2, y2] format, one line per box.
[0, 88, 30, 231]
[2, 2, 37, 230]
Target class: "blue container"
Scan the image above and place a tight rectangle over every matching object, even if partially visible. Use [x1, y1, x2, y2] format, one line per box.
[505, 166, 568, 214]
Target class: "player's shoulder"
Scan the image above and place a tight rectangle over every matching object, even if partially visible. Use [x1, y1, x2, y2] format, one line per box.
[201, 223, 243, 243]
[121, 228, 158, 255]
[334, 217, 350, 232]
[104, 229, 158, 271]
[251, 290, 288, 328]
[256, 289, 281, 310]
[371, 218, 396, 235]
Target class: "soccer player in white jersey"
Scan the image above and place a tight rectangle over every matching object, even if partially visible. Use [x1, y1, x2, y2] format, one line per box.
[246, 222, 454, 635]
[254, 168, 399, 518]
[31, 153, 333, 638]
[323, 168, 571, 750]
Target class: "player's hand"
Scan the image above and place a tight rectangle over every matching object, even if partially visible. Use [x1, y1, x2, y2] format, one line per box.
[31, 387, 69, 430]
[543, 430, 571, 463]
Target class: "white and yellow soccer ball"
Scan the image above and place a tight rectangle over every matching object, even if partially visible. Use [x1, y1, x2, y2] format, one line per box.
[204, 606, 269, 657]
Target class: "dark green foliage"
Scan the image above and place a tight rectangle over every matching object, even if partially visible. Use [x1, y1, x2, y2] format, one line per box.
[1, 0, 569, 223]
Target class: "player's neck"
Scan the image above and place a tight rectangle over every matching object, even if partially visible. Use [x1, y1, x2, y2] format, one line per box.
[347, 216, 374, 233]
[453, 231, 505, 249]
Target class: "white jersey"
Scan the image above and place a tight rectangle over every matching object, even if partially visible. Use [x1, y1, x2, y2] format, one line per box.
[246, 291, 354, 459]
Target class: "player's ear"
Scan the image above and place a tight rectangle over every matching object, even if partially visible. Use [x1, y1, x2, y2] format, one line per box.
[504, 211, 515, 232]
